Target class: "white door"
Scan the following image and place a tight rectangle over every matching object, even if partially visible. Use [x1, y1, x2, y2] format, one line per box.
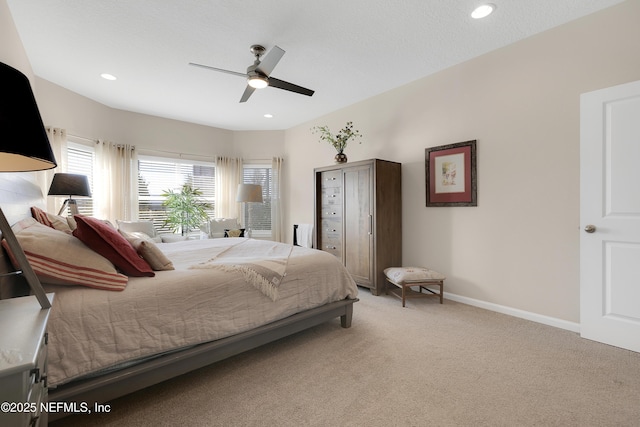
[580, 79, 640, 352]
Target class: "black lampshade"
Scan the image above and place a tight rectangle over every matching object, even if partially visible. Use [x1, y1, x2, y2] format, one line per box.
[48, 173, 92, 197]
[0, 62, 57, 172]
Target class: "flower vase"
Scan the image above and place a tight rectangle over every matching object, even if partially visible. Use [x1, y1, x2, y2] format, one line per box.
[335, 152, 347, 163]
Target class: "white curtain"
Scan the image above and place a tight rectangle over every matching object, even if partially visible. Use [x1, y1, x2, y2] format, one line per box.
[215, 156, 242, 219]
[41, 127, 67, 213]
[94, 140, 138, 223]
[271, 157, 284, 242]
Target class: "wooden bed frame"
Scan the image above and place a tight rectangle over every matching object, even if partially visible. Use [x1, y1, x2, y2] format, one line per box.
[0, 174, 357, 422]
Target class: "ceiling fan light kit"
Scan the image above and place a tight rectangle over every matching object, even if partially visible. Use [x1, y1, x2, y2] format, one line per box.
[189, 44, 314, 103]
[248, 74, 268, 89]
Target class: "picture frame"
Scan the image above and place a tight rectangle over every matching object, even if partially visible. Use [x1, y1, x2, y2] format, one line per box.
[425, 140, 477, 207]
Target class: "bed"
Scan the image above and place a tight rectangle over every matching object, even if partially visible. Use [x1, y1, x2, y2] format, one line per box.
[0, 174, 358, 421]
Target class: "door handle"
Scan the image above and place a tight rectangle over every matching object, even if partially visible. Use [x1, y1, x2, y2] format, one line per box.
[584, 224, 596, 233]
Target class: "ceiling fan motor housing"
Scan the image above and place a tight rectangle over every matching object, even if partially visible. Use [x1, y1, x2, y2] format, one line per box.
[250, 44, 266, 58]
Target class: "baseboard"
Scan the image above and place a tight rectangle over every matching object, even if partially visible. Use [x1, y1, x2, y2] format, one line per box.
[443, 292, 580, 333]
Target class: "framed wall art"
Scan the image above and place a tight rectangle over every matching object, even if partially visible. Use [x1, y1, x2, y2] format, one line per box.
[425, 140, 477, 207]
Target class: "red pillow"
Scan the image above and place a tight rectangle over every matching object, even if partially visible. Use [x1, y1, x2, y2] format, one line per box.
[72, 215, 155, 277]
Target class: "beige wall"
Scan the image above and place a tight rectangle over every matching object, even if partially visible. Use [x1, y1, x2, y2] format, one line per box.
[284, 0, 640, 324]
[34, 78, 237, 159]
[232, 131, 285, 161]
[34, 78, 287, 162]
[0, 0, 32, 79]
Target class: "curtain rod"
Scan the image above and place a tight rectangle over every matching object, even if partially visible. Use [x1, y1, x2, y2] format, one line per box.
[138, 147, 215, 160]
[67, 133, 98, 144]
[68, 134, 136, 150]
[68, 134, 276, 163]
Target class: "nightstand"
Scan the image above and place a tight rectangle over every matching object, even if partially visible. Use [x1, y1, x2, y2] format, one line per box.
[0, 294, 54, 427]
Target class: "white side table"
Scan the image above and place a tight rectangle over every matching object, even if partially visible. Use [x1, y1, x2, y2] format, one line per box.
[0, 294, 54, 427]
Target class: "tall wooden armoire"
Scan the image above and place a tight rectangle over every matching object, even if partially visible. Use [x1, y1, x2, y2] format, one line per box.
[314, 158, 402, 295]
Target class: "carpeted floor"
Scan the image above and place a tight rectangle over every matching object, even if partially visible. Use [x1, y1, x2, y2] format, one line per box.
[50, 290, 640, 426]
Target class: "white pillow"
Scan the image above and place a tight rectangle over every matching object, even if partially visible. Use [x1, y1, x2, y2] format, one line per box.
[159, 234, 189, 243]
[208, 218, 240, 238]
[116, 220, 162, 243]
[119, 230, 174, 271]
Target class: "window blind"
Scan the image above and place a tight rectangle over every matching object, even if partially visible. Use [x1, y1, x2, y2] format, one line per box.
[67, 143, 94, 216]
[138, 157, 215, 233]
[242, 165, 271, 233]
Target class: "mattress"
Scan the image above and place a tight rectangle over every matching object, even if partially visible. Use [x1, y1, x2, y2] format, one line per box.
[44, 238, 357, 387]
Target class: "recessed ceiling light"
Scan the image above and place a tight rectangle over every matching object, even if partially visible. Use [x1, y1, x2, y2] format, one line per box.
[100, 73, 117, 81]
[471, 4, 496, 19]
[264, 114, 273, 118]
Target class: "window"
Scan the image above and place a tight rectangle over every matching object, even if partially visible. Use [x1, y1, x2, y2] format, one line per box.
[66, 147, 273, 237]
[242, 164, 272, 237]
[138, 156, 215, 233]
[66, 142, 94, 216]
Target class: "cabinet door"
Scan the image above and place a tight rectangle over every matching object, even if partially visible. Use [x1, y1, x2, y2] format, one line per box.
[343, 165, 373, 287]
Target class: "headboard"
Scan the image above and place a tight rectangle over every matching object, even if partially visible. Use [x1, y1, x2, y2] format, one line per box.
[0, 173, 45, 298]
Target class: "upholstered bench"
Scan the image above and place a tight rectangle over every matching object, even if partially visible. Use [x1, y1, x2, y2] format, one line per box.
[384, 267, 446, 307]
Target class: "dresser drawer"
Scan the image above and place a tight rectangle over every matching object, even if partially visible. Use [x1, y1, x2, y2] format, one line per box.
[320, 205, 341, 219]
[318, 234, 342, 252]
[320, 238, 342, 259]
[320, 186, 341, 206]
[320, 219, 341, 238]
[320, 170, 342, 188]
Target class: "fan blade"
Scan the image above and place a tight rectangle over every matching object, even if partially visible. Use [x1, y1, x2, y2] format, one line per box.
[268, 77, 314, 97]
[240, 85, 256, 103]
[255, 46, 285, 77]
[188, 62, 247, 78]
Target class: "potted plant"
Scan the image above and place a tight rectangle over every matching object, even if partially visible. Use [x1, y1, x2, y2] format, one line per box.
[162, 183, 211, 236]
[311, 121, 362, 163]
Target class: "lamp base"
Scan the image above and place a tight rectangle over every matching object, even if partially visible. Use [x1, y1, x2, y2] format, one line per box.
[57, 199, 79, 216]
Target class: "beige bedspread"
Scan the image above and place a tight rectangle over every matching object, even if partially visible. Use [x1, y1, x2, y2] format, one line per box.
[44, 238, 357, 387]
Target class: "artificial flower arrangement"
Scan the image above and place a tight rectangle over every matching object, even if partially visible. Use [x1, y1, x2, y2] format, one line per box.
[311, 121, 362, 154]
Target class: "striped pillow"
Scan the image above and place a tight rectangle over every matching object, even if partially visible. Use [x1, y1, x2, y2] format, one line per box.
[30, 206, 75, 233]
[2, 218, 128, 291]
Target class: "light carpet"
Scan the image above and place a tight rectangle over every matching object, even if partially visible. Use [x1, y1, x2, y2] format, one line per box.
[51, 290, 640, 427]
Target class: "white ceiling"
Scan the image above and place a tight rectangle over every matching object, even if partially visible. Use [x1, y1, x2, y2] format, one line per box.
[7, 0, 625, 131]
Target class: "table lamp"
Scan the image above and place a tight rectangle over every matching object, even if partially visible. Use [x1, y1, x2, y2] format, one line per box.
[236, 184, 263, 237]
[48, 173, 92, 215]
[0, 62, 58, 309]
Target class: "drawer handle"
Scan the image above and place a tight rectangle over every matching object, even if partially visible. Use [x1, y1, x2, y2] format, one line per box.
[41, 374, 48, 388]
[325, 212, 337, 215]
[326, 245, 337, 250]
[326, 228, 336, 232]
[330, 195, 337, 198]
[30, 367, 40, 383]
[326, 177, 336, 181]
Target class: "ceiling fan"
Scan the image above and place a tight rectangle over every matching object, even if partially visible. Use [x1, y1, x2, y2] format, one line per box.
[189, 45, 315, 103]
